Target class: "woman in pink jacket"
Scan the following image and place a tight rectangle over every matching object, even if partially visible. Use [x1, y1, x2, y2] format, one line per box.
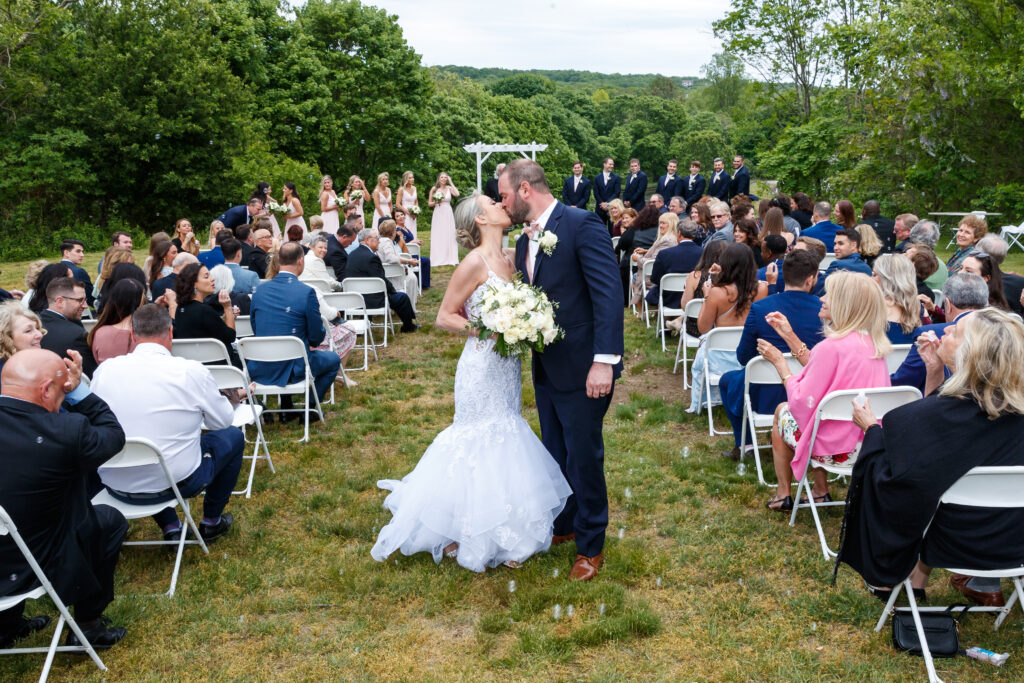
[757, 271, 892, 511]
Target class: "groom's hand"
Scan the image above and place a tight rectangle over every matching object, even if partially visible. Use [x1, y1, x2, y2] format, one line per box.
[586, 362, 613, 399]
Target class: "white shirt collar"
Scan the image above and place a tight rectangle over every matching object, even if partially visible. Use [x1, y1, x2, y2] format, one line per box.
[133, 342, 171, 356]
[534, 198, 559, 231]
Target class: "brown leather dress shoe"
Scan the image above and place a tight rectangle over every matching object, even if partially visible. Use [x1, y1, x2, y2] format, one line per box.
[950, 573, 1005, 607]
[569, 553, 603, 581]
[551, 533, 575, 546]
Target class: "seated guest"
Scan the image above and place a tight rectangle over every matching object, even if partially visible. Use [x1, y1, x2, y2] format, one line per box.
[907, 244, 939, 302]
[668, 240, 728, 336]
[730, 201, 755, 235]
[88, 279, 148, 364]
[141, 232, 171, 284]
[197, 228, 233, 270]
[859, 200, 895, 252]
[790, 192, 814, 230]
[302, 235, 343, 290]
[208, 264, 251, 316]
[770, 195, 801, 236]
[759, 272, 891, 511]
[646, 218, 703, 309]
[173, 263, 240, 366]
[946, 213, 986, 274]
[616, 205, 661, 301]
[688, 243, 769, 413]
[612, 206, 637, 238]
[19, 260, 48, 309]
[28, 263, 73, 316]
[0, 349, 128, 649]
[146, 240, 177, 294]
[39, 277, 97, 377]
[668, 196, 687, 218]
[95, 231, 134, 276]
[249, 242, 342, 402]
[171, 218, 200, 256]
[823, 228, 873, 279]
[306, 214, 324, 241]
[793, 235, 827, 296]
[718, 249, 825, 459]
[245, 226, 274, 279]
[840, 308, 1024, 606]
[392, 206, 431, 289]
[220, 238, 260, 295]
[856, 223, 883, 267]
[732, 218, 763, 267]
[834, 199, 857, 230]
[960, 252, 1010, 310]
[872, 254, 921, 343]
[648, 193, 667, 213]
[702, 200, 734, 244]
[976, 234, 1024, 316]
[377, 219, 420, 311]
[326, 221, 359, 281]
[892, 213, 919, 253]
[346, 229, 419, 332]
[151, 251, 198, 301]
[759, 207, 794, 248]
[60, 239, 95, 309]
[98, 262, 146, 315]
[0, 303, 44, 384]
[891, 273, 987, 393]
[800, 201, 841, 252]
[286, 225, 308, 254]
[757, 234, 789, 295]
[93, 248, 134, 311]
[907, 220, 947, 288]
[92, 305, 242, 542]
[629, 212, 679, 308]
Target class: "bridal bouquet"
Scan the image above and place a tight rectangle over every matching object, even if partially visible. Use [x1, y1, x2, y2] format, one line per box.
[471, 278, 563, 359]
[432, 190, 445, 202]
[266, 201, 290, 215]
[349, 190, 363, 201]
[407, 205, 421, 216]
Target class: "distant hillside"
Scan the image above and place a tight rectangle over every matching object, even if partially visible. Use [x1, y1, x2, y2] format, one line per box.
[433, 65, 705, 91]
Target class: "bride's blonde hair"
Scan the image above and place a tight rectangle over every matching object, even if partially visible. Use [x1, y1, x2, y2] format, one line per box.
[453, 193, 484, 250]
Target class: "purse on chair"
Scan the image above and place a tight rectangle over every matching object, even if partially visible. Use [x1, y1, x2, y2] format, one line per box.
[891, 605, 970, 657]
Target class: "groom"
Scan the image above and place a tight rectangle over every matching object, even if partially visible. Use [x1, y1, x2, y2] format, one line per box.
[499, 159, 624, 581]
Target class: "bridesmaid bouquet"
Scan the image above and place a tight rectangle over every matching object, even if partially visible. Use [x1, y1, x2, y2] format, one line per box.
[432, 190, 445, 202]
[471, 278, 563, 358]
[349, 190, 364, 201]
[266, 201, 290, 216]
[408, 205, 421, 216]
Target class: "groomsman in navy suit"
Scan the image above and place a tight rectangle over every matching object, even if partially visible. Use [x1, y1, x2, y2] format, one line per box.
[706, 157, 731, 201]
[592, 157, 620, 229]
[561, 161, 592, 209]
[656, 159, 684, 204]
[217, 198, 263, 232]
[622, 158, 648, 211]
[682, 160, 706, 207]
[729, 155, 751, 199]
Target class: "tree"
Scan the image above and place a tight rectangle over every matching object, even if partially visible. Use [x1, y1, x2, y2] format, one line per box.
[488, 73, 556, 99]
[647, 75, 678, 100]
[699, 52, 745, 112]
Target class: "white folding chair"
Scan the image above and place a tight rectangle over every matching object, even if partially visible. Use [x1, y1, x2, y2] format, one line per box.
[90, 438, 210, 597]
[885, 344, 913, 373]
[82, 318, 97, 335]
[672, 298, 704, 386]
[611, 236, 620, 251]
[323, 291, 376, 371]
[0, 506, 108, 680]
[234, 315, 254, 338]
[701, 326, 744, 436]
[342, 277, 393, 348]
[931, 289, 945, 310]
[204, 365, 274, 499]
[171, 338, 231, 365]
[237, 336, 325, 442]
[790, 386, 922, 559]
[303, 278, 334, 294]
[739, 355, 805, 486]
[406, 243, 423, 294]
[639, 260, 655, 327]
[999, 220, 1024, 253]
[318, 314, 350, 405]
[873, 466, 1024, 683]
[656, 273, 689, 351]
[818, 253, 836, 273]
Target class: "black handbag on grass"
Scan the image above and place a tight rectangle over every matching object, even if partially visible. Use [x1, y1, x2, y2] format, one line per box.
[891, 604, 970, 657]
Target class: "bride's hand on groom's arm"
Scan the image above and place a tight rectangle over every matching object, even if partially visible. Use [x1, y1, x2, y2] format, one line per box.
[586, 362, 613, 399]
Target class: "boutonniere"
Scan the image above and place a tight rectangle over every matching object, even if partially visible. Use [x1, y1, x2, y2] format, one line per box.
[538, 230, 558, 256]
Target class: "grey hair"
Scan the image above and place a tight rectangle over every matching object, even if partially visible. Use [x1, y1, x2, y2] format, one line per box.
[494, 163, 506, 177]
[670, 196, 687, 210]
[942, 272, 989, 310]
[454, 193, 484, 250]
[172, 252, 198, 269]
[209, 264, 235, 293]
[312, 235, 330, 249]
[909, 220, 940, 249]
[976, 234, 1009, 265]
[357, 228, 379, 244]
[678, 218, 699, 240]
[131, 303, 172, 339]
[813, 201, 832, 219]
[713, 157, 723, 163]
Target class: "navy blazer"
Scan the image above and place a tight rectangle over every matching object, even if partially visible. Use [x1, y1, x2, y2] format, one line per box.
[890, 313, 969, 393]
[824, 253, 874, 279]
[682, 174, 706, 206]
[591, 172, 621, 216]
[62, 260, 95, 308]
[736, 290, 824, 366]
[655, 174, 684, 203]
[729, 165, 750, 199]
[248, 273, 325, 387]
[324, 235, 349, 281]
[706, 170, 731, 200]
[757, 257, 787, 296]
[645, 240, 702, 308]
[514, 203, 624, 392]
[561, 176, 592, 209]
[622, 171, 648, 210]
[801, 220, 842, 252]
[217, 205, 255, 232]
[345, 244, 396, 309]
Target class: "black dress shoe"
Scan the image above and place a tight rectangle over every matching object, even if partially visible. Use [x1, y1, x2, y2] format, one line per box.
[400, 323, 420, 333]
[0, 615, 51, 647]
[66, 621, 126, 650]
[721, 446, 741, 461]
[163, 527, 182, 543]
[200, 512, 234, 542]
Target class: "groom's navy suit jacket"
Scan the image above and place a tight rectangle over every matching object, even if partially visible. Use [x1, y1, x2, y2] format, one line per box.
[514, 202, 624, 393]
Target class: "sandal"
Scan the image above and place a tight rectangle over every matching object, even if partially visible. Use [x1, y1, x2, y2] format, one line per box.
[799, 492, 833, 505]
[503, 560, 522, 569]
[443, 542, 458, 558]
[765, 495, 793, 512]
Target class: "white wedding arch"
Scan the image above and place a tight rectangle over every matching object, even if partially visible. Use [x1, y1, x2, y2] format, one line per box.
[463, 142, 549, 192]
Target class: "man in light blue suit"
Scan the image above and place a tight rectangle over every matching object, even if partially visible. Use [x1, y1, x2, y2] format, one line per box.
[221, 238, 261, 295]
[800, 201, 842, 252]
[823, 229, 873, 279]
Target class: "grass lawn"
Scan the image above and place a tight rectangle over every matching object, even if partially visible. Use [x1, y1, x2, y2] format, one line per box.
[1, 241, 1022, 681]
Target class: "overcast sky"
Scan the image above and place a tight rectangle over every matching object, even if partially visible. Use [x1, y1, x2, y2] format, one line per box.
[369, 0, 732, 77]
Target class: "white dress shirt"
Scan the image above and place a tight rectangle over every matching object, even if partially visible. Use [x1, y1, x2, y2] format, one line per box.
[91, 343, 234, 492]
[573, 174, 582, 191]
[532, 199, 620, 366]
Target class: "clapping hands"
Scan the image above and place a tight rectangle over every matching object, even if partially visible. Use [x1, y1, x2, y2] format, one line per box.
[62, 350, 83, 394]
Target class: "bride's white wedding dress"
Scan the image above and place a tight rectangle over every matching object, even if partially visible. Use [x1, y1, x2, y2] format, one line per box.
[371, 259, 571, 572]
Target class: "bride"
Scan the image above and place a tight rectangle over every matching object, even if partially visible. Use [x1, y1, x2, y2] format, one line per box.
[371, 193, 571, 572]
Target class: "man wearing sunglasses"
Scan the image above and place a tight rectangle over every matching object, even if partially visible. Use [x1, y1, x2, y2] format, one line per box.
[703, 201, 735, 244]
[39, 277, 98, 377]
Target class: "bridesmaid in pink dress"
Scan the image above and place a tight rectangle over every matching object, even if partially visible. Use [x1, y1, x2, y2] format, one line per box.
[371, 172, 392, 231]
[253, 182, 282, 239]
[319, 175, 341, 236]
[397, 171, 419, 237]
[282, 182, 307, 238]
[344, 175, 368, 228]
[428, 172, 460, 267]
